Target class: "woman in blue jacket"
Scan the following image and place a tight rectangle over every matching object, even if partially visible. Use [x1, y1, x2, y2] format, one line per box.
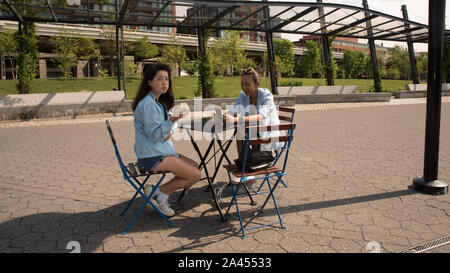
[132, 63, 201, 216]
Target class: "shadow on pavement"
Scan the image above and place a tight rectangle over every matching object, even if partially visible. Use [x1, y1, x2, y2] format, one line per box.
[0, 185, 419, 253]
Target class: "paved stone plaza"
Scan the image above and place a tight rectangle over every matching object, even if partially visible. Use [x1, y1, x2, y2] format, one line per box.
[0, 98, 449, 253]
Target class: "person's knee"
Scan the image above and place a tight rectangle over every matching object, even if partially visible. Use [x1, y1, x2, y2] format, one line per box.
[190, 168, 202, 184]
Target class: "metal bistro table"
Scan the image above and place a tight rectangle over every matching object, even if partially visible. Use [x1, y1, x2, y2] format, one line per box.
[177, 116, 237, 221]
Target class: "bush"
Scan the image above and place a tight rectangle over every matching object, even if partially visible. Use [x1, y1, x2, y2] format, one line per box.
[279, 79, 303, 87]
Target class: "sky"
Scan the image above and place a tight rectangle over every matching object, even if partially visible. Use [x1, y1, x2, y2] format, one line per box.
[274, 0, 450, 52]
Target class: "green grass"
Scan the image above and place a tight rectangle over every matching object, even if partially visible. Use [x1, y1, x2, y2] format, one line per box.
[0, 76, 415, 100]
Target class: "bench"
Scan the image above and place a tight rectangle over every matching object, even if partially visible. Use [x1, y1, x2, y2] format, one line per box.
[393, 84, 450, 98]
[277, 85, 358, 95]
[0, 91, 127, 120]
[405, 83, 450, 91]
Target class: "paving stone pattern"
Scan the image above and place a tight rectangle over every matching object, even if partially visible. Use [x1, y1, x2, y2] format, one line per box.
[0, 99, 449, 253]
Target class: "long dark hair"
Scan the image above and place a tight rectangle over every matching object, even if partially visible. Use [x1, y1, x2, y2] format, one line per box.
[132, 63, 175, 112]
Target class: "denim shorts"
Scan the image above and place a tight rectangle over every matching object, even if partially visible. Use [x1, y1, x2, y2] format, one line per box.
[138, 156, 165, 172]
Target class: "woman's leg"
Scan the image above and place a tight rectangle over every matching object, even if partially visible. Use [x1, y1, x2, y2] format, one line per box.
[153, 155, 201, 195]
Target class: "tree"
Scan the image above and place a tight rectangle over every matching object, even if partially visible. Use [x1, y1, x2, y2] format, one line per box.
[297, 40, 321, 78]
[273, 38, 295, 78]
[0, 29, 18, 79]
[197, 29, 216, 98]
[50, 28, 78, 78]
[17, 21, 39, 93]
[129, 36, 159, 62]
[386, 46, 410, 80]
[210, 30, 249, 76]
[342, 50, 366, 78]
[75, 36, 101, 78]
[416, 52, 428, 82]
[159, 35, 188, 76]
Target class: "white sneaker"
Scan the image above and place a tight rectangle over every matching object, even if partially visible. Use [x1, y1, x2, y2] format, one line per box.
[144, 185, 175, 217]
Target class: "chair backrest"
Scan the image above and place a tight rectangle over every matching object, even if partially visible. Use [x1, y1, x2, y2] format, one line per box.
[241, 123, 296, 176]
[278, 106, 295, 123]
[105, 119, 129, 179]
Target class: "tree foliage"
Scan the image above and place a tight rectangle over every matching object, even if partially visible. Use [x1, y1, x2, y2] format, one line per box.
[17, 21, 39, 93]
[0, 29, 18, 79]
[197, 29, 216, 98]
[50, 28, 79, 78]
[129, 36, 159, 62]
[273, 38, 295, 78]
[297, 40, 322, 78]
[210, 30, 251, 76]
[159, 35, 188, 76]
[342, 50, 367, 79]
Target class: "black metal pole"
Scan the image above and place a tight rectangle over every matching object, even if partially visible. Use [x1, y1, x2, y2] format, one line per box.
[413, 0, 448, 195]
[197, 27, 207, 98]
[263, 1, 278, 94]
[321, 34, 334, 86]
[121, 25, 126, 94]
[115, 0, 121, 91]
[317, 0, 334, 86]
[401, 5, 420, 84]
[362, 0, 381, 92]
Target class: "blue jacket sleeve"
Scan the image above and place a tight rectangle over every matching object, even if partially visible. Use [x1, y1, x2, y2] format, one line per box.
[141, 102, 174, 143]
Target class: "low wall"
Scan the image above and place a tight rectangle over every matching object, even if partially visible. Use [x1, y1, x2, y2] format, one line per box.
[393, 90, 450, 99]
[0, 91, 392, 121]
[0, 91, 127, 121]
[405, 83, 450, 91]
[278, 85, 358, 95]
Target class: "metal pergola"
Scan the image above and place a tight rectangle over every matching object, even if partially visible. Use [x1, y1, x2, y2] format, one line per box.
[1, 0, 448, 194]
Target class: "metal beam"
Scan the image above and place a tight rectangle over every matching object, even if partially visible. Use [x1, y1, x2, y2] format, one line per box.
[118, 0, 130, 25]
[374, 26, 424, 40]
[363, 0, 381, 93]
[45, 0, 57, 22]
[252, 6, 294, 30]
[271, 7, 317, 32]
[263, 0, 277, 95]
[3, 0, 23, 22]
[201, 5, 238, 28]
[312, 10, 359, 34]
[413, 0, 448, 195]
[178, 4, 206, 26]
[328, 14, 377, 36]
[346, 18, 395, 36]
[370, 24, 405, 38]
[228, 6, 265, 29]
[293, 7, 339, 32]
[150, 0, 171, 26]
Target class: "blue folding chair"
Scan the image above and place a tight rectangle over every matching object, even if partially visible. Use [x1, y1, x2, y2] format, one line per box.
[105, 120, 174, 235]
[275, 106, 296, 189]
[223, 123, 296, 238]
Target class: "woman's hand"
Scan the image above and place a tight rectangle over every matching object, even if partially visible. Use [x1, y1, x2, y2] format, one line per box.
[164, 132, 172, 141]
[222, 113, 236, 123]
[169, 111, 187, 122]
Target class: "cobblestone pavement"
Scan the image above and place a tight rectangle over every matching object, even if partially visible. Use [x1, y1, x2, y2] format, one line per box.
[0, 98, 449, 253]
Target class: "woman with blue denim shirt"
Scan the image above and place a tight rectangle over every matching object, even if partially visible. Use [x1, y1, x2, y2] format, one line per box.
[132, 63, 201, 216]
[223, 67, 283, 155]
[223, 68, 283, 188]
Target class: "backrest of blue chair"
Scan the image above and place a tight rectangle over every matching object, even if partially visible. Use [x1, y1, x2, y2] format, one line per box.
[105, 120, 129, 179]
[241, 123, 296, 176]
[275, 107, 296, 167]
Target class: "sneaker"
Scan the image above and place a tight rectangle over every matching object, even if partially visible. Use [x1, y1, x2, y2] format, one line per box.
[144, 185, 175, 217]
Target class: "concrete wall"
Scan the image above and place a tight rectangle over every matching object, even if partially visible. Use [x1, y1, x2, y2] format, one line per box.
[0, 91, 392, 121]
[278, 85, 358, 95]
[405, 83, 450, 91]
